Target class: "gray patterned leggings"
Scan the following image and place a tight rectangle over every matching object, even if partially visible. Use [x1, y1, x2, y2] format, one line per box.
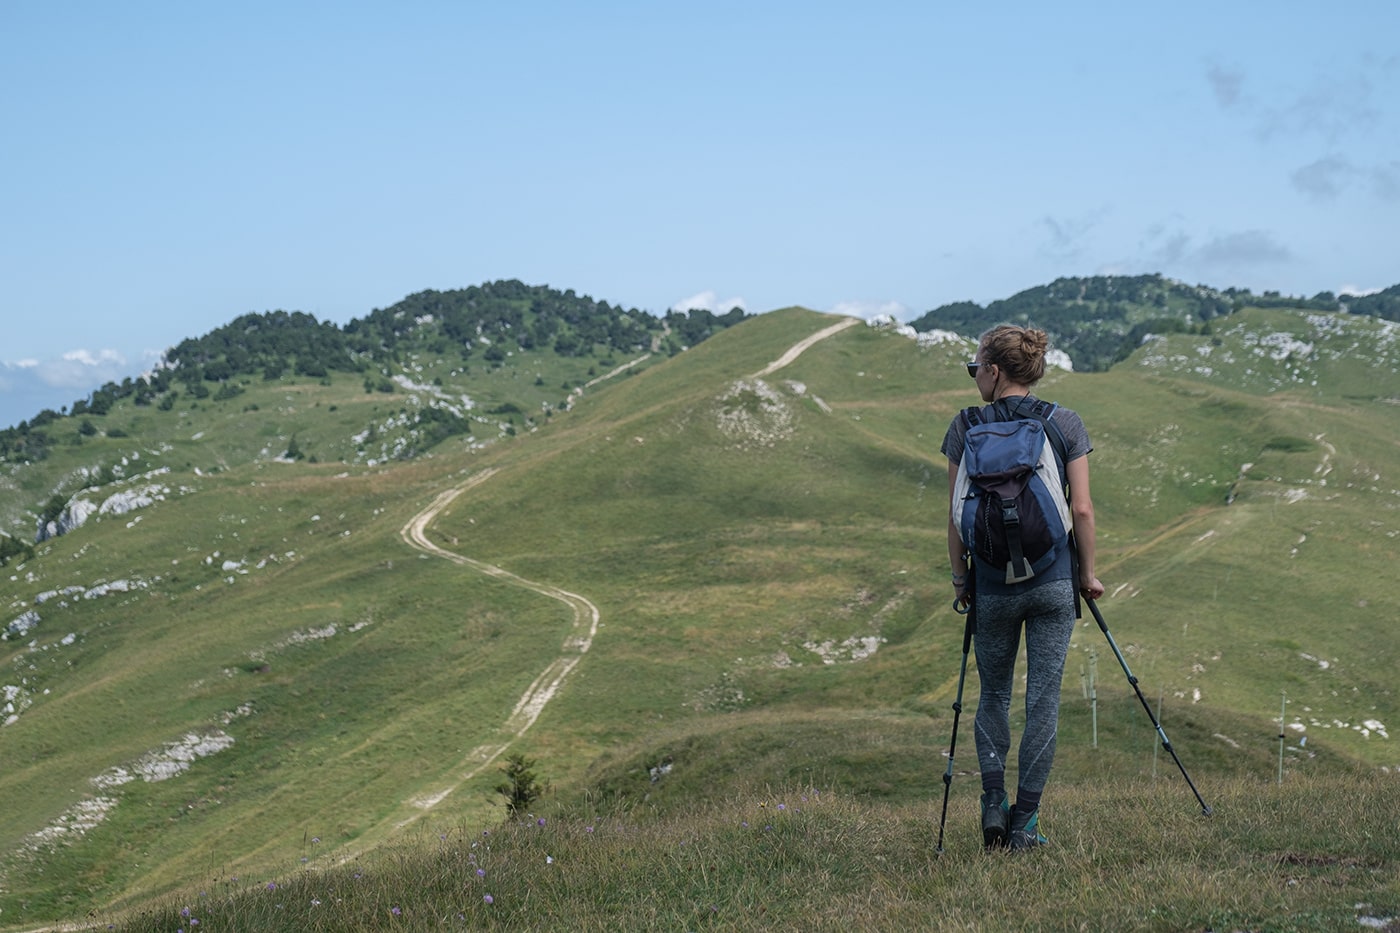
[973, 579, 1076, 795]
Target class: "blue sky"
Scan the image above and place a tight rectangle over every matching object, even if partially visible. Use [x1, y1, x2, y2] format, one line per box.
[3, 1, 1397, 429]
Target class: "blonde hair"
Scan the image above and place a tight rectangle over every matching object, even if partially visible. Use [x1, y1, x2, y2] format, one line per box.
[979, 324, 1049, 386]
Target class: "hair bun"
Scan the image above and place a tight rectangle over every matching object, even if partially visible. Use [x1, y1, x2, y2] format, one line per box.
[980, 324, 1049, 386]
[1022, 327, 1049, 359]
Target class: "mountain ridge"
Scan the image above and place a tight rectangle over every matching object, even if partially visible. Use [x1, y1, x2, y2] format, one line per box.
[910, 272, 1400, 371]
[1, 285, 1398, 924]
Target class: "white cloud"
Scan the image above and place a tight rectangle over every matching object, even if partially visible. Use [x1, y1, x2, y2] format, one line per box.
[62, 348, 126, 368]
[671, 290, 747, 314]
[33, 349, 130, 389]
[0, 348, 138, 428]
[1338, 284, 1383, 297]
[3, 349, 127, 384]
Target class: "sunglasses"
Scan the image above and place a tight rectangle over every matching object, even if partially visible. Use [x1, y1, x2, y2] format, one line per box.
[966, 362, 985, 379]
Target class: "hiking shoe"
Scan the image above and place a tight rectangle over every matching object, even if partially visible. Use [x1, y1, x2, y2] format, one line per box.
[1008, 807, 1048, 851]
[981, 790, 1010, 849]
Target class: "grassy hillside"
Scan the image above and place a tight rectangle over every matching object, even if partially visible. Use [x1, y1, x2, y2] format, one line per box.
[0, 280, 747, 540]
[2, 305, 1398, 928]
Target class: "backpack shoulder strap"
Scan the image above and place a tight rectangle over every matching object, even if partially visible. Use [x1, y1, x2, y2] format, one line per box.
[1022, 399, 1083, 618]
[1019, 399, 1070, 469]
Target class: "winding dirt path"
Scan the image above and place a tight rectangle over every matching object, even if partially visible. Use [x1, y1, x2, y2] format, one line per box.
[394, 468, 600, 818]
[393, 315, 860, 818]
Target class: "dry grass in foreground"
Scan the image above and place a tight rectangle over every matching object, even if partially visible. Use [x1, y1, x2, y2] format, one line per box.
[93, 772, 1399, 932]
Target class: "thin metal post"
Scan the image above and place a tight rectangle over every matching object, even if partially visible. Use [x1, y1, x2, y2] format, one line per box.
[1090, 650, 1098, 749]
[1086, 598, 1212, 816]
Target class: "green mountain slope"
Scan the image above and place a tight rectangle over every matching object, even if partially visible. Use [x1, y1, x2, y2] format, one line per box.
[909, 273, 1400, 372]
[2, 298, 1398, 925]
[0, 281, 747, 542]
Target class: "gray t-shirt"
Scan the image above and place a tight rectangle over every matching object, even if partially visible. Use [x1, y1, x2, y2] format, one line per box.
[939, 395, 1091, 466]
[940, 395, 1092, 590]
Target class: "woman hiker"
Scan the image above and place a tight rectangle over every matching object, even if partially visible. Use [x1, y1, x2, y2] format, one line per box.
[941, 324, 1105, 850]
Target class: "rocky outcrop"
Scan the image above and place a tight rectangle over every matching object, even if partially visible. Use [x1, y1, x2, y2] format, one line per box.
[35, 479, 171, 542]
[4, 609, 40, 640]
[36, 498, 98, 542]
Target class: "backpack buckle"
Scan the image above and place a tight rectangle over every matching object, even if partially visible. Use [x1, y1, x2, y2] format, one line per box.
[1004, 558, 1036, 584]
[1000, 498, 1034, 583]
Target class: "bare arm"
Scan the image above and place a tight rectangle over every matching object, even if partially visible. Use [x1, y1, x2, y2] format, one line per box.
[1065, 455, 1105, 599]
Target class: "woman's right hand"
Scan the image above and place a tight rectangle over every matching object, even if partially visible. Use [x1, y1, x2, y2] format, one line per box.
[953, 578, 972, 611]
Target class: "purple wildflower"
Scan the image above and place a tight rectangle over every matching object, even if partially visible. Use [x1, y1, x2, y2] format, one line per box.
[391, 906, 402, 916]
[484, 894, 494, 905]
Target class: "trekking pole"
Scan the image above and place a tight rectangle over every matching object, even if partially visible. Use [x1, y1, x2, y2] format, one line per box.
[1085, 597, 1213, 816]
[935, 585, 976, 854]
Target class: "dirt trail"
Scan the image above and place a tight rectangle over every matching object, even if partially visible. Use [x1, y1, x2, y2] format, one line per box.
[391, 315, 860, 819]
[394, 468, 600, 820]
[753, 316, 860, 377]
